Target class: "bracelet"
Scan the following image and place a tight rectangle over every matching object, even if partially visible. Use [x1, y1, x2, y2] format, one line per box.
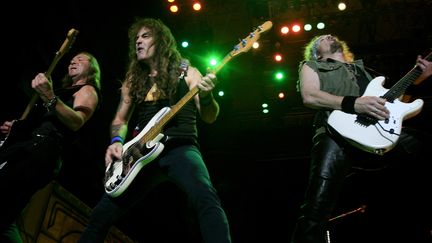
[43, 96, 58, 112]
[110, 136, 124, 145]
[341, 96, 358, 114]
[200, 93, 214, 107]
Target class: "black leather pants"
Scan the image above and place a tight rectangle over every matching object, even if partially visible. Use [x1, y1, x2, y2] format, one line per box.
[291, 132, 354, 243]
[291, 126, 430, 243]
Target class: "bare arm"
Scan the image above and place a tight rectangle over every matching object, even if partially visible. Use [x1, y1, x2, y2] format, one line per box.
[299, 64, 389, 120]
[105, 83, 135, 166]
[299, 64, 344, 110]
[32, 73, 99, 131]
[186, 67, 220, 124]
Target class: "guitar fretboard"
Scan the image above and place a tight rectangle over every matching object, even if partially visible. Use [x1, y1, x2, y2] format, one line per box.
[383, 52, 432, 102]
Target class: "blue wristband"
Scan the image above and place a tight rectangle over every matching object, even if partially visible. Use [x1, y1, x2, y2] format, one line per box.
[111, 136, 124, 145]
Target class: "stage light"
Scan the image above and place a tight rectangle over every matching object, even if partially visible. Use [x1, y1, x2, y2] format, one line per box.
[181, 41, 189, 48]
[262, 103, 269, 113]
[304, 24, 312, 31]
[338, 2, 347, 11]
[317, 22, 325, 29]
[274, 53, 283, 62]
[274, 71, 285, 81]
[252, 42, 259, 49]
[278, 92, 285, 99]
[209, 58, 218, 67]
[204, 53, 220, 69]
[218, 90, 224, 97]
[292, 24, 301, 33]
[193, 2, 202, 11]
[170, 5, 179, 13]
[167, 0, 175, 2]
[280, 26, 289, 35]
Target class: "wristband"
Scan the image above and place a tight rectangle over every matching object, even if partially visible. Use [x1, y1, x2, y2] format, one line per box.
[111, 136, 124, 145]
[44, 96, 58, 112]
[341, 96, 358, 114]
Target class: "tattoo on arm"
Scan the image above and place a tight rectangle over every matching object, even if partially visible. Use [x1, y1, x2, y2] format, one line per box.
[111, 125, 123, 138]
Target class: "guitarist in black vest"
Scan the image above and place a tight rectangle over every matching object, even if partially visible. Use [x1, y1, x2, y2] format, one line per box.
[0, 52, 101, 242]
[291, 35, 432, 243]
[78, 18, 231, 243]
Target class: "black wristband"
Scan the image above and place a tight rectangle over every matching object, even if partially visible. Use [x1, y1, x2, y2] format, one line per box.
[341, 96, 357, 114]
[43, 96, 58, 112]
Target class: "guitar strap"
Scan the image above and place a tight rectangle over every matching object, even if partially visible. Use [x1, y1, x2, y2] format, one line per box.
[364, 66, 386, 78]
[351, 64, 370, 95]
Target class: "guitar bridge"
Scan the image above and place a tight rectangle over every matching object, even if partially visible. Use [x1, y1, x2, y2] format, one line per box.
[355, 114, 377, 126]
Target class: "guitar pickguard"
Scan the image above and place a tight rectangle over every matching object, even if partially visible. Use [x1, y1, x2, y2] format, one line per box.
[104, 108, 171, 197]
[328, 76, 424, 155]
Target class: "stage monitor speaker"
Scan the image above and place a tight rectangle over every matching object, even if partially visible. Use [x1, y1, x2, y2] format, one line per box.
[16, 180, 135, 243]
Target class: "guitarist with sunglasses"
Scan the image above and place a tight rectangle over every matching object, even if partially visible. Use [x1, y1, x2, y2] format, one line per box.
[291, 34, 432, 243]
[0, 52, 101, 242]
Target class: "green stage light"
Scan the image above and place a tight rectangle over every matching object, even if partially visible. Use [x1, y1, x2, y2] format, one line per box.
[181, 41, 189, 48]
[209, 58, 218, 67]
[274, 71, 285, 81]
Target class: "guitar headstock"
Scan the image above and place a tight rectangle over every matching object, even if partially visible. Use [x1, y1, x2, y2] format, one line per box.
[230, 21, 273, 58]
[45, 28, 79, 77]
[57, 28, 79, 57]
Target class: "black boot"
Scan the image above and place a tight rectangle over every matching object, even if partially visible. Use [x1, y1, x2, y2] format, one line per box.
[291, 177, 344, 243]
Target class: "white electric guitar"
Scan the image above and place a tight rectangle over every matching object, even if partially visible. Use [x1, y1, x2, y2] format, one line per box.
[327, 52, 431, 155]
[104, 21, 273, 197]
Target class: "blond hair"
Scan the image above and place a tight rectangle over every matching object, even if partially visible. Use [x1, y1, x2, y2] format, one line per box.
[303, 35, 354, 62]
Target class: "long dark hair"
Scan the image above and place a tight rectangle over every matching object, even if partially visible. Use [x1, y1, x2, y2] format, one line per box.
[125, 17, 182, 103]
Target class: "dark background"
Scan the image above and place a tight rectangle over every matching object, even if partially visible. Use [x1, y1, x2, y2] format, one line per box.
[1, 0, 431, 242]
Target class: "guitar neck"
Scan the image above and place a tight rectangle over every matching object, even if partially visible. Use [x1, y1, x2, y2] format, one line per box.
[384, 52, 432, 101]
[20, 53, 64, 120]
[18, 28, 78, 120]
[20, 94, 39, 120]
[137, 21, 273, 144]
[140, 47, 237, 143]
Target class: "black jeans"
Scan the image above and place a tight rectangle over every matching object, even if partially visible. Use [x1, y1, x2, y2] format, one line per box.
[79, 144, 231, 243]
[291, 126, 429, 243]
